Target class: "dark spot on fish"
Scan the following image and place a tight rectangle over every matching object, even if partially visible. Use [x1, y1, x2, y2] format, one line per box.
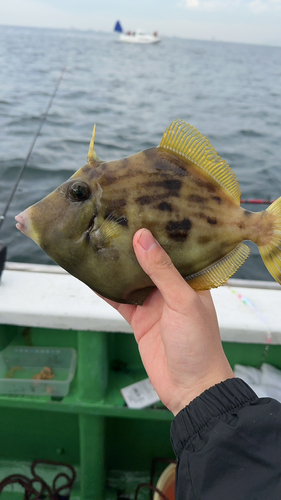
[161, 179, 182, 192]
[244, 210, 252, 217]
[197, 212, 217, 223]
[166, 219, 192, 241]
[198, 212, 206, 219]
[88, 170, 100, 181]
[136, 195, 152, 205]
[158, 202, 173, 212]
[118, 157, 130, 171]
[117, 216, 128, 227]
[82, 162, 106, 181]
[155, 153, 190, 177]
[81, 164, 92, 174]
[238, 221, 245, 229]
[205, 182, 216, 193]
[103, 174, 117, 185]
[207, 216, 217, 225]
[212, 196, 222, 204]
[194, 177, 216, 193]
[197, 236, 212, 245]
[112, 199, 127, 209]
[189, 194, 206, 204]
[147, 178, 182, 196]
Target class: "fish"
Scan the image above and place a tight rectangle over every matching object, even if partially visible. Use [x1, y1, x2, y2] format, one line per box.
[15, 119, 281, 305]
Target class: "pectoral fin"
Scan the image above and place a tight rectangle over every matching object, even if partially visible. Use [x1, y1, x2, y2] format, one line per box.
[185, 243, 250, 290]
[93, 214, 127, 249]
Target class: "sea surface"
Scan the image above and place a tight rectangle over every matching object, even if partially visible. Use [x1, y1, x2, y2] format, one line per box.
[1, 25, 281, 282]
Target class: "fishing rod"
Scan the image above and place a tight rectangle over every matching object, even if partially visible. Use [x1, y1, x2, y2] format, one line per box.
[241, 199, 274, 205]
[0, 66, 66, 279]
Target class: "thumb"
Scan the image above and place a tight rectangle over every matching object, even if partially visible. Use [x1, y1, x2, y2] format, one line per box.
[133, 228, 194, 307]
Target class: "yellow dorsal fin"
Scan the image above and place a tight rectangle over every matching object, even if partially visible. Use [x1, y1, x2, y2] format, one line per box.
[185, 243, 250, 290]
[87, 124, 101, 162]
[159, 119, 241, 205]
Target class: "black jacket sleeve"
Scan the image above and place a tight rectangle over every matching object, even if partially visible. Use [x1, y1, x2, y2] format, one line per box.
[170, 378, 281, 500]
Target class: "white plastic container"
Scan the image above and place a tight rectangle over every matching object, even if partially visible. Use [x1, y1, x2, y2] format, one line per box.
[154, 463, 176, 500]
[0, 346, 77, 397]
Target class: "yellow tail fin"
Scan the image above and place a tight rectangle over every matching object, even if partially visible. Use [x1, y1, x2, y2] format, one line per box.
[259, 197, 281, 285]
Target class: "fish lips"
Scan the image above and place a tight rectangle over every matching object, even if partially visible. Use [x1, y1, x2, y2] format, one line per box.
[15, 212, 27, 233]
[15, 209, 40, 244]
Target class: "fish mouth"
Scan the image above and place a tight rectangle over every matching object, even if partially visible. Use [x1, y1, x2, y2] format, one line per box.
[15, 212, 29, 234]
[15, 210, 40, 244]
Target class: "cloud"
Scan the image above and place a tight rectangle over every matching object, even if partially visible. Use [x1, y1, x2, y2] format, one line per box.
[182, 0, 240, 10]
[249, 0, 267, 11]
[249, 0, 281, 11]
[182, 0, 281, 11]
[185, 0, 200, 7]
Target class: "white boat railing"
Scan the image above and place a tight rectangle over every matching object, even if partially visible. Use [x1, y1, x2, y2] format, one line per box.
[1, 262, 280, 344]
[4, 261, 281, 289]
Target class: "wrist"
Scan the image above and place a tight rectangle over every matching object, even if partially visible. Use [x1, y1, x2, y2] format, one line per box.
[170, 365, 235, 416]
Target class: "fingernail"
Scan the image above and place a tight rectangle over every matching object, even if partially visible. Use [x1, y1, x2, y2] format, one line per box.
[138, 229, 159, 251]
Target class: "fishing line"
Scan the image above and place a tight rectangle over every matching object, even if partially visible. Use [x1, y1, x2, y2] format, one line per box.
[0, 66, 66, 278]
[0, 65, 66, 233]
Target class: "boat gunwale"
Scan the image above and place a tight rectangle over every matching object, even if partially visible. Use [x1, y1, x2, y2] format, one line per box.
[4, 262, 281, 289]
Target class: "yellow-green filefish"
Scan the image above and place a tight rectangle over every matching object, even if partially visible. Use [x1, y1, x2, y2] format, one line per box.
[15, 119, 281, 304]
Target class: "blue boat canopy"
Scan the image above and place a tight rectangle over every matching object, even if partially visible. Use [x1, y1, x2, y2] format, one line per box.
[114, 21, 123, 33]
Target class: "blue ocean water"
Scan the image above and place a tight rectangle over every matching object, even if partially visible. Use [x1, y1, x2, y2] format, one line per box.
[0, 25, 281, 281]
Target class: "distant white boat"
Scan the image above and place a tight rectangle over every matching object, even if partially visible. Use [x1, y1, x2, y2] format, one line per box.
[114, 21, 161, 45]
[120, 29, 161, 44]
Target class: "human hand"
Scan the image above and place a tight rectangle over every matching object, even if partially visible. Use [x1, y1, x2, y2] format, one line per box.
[102, 228, 234, 415]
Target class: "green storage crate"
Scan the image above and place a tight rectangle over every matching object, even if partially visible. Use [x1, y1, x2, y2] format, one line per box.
[1, 323, 281, 499]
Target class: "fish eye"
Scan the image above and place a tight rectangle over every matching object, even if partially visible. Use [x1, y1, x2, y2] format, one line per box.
[69, 182, 91, 201]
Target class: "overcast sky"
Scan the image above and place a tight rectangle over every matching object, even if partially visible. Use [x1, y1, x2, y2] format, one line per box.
[1, 0, 281, 46]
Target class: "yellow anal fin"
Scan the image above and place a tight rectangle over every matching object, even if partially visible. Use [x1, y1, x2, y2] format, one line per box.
[186, 243, 250, 291]
[259, 197, 281, 285]
[159, 119, 241, 206]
